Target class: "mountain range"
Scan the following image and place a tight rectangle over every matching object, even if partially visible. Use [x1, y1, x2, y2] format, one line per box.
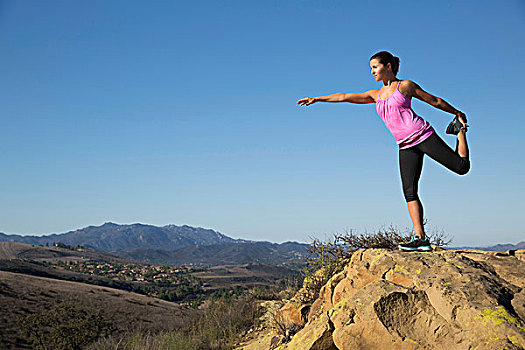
[451, 241, 525, 252]
[0, 222, 237, 252]
[0, 223, 309, 266]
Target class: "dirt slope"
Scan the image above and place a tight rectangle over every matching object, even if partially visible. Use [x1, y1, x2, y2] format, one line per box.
[0, 271, 195, 349]
[0, 241, 131, 263]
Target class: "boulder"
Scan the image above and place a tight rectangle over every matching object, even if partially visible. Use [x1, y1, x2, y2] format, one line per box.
[280, 300, 309, 327]
[239, 248, 525, 350]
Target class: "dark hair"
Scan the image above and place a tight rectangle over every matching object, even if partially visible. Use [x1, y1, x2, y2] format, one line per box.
[370, 51, 400, 76]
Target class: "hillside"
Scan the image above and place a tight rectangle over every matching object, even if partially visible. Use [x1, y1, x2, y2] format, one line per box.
[0, 270, 196, 349]
[0, 242, 299, 348]
[0, 241, 133, 263]
[0, 222, 236, 251]
[238, 248, 525, 350]
[116, 241, 309, 267]
[0, 241, 299, 300]
[191, 264, 298, 290]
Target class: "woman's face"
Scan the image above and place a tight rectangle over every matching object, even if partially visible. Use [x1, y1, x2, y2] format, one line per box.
[370, 58, 390, 81]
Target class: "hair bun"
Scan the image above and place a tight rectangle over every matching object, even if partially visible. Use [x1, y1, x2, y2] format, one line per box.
[370, 51, 401, 76]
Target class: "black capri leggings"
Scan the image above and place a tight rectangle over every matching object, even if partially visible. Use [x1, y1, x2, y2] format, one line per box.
[399, 133, 470, 202]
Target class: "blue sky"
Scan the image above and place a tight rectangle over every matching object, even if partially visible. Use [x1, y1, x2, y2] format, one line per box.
[0, 0, 523, 246]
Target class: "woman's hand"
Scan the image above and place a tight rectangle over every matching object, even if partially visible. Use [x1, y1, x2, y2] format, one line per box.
[297, 97, 317, 106]
[297, 91, 376, 105]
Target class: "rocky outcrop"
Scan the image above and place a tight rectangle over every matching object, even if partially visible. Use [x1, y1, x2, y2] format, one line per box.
[237, 249, 525, 350]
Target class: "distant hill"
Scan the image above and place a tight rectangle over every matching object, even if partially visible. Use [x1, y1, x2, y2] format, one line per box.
[0, 223, 237, 252]
[115, 241, 310, 267]
[0, 241, 133, 263]
[0, 241, 299, 301]
[483, 241, 525, 251]
[451, 241, 525, 252]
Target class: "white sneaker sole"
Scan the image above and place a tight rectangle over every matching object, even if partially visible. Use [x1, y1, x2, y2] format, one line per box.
[398, 245, 432, 252]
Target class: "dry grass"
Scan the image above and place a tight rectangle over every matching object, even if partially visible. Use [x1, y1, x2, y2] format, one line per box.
[18, 301, 114, 350]
[89, 295, 262, 350]
[267, 304, 302, 342]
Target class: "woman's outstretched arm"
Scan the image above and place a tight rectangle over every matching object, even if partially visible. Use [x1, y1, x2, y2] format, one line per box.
[297, 90, 378, 106]
[407, 81, 467, 122]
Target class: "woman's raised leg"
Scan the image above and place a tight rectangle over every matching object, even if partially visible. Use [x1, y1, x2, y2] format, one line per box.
[417, 133, 470, 175]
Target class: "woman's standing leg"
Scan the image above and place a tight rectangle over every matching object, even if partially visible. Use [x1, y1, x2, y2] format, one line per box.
[398, 128, 469, 251]
[407, 199, 425, 238]
[399, 147, 426, 238]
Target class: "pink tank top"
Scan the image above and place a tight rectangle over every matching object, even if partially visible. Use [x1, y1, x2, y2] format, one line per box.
[376, 81, 434, 149]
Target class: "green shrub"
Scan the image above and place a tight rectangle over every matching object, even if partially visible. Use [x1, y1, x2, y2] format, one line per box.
[18, 301, 113, 350]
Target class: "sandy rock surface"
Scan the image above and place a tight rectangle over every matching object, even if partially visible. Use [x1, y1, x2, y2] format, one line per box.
[237, 249, 525, 350]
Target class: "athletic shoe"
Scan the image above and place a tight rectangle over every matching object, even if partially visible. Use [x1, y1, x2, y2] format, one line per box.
[446, 116, 469, 135]
[398, 236, 432, 252]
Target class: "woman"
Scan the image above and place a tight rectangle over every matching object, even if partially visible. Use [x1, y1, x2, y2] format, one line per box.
[297, 51, 470, 252]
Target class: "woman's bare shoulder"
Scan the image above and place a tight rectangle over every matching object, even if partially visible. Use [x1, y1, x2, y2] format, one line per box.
[399, 79, 419, 88]
[399, 80, 419, 98]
